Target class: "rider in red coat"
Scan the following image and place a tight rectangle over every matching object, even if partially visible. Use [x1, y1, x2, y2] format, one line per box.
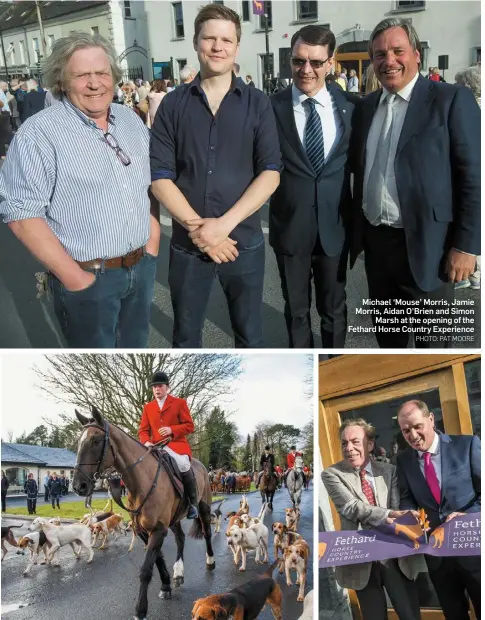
[138, 371, 198, 519]
[285, 445, 306, 486]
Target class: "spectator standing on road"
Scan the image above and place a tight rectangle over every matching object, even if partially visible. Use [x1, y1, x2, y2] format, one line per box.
[43, 470, 51, 502]
[269, 25, 357, 348]
[22, 79, 46, 121]
[150, 4, 280, 348]
[245, 75, 255, 87]
[48, 472, 62, 509]
[0, 32, 160, 348]
[147, 79, 167, 128]
[24, 473, 38, 515]
[347, 69, 359, 92]
[179, 65, 198, 85]
[6, 82, 19, 130]
[1, 470, 9, 512]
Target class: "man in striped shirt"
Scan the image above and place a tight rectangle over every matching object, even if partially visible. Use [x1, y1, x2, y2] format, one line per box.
[0, 32, 160, 348]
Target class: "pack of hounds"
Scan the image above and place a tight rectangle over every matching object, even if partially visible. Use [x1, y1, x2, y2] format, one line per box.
[2, 495, 312, 620]
[194, 495, 312, 620]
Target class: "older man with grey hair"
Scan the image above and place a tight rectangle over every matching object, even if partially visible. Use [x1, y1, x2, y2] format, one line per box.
[0, 32, 160, 348]
[179, 65, 197, 84]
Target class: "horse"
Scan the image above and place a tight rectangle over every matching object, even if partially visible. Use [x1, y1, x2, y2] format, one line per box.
[72, 406, 215, 620]
[259, 461, 277, 511]
[286, 457, 304, 508]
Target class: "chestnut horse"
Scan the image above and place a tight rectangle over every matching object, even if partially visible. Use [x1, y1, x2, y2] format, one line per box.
[259, 460, 277, 511]
[72, 407, 215, 620]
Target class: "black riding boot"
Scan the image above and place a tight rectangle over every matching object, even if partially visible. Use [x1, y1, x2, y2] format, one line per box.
[181, 469, 199, 519]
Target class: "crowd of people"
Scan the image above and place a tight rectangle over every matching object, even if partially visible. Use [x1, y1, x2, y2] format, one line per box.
[0, 5, 480, 350]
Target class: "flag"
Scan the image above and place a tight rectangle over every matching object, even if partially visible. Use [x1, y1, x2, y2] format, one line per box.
[252, 0, 265, 16]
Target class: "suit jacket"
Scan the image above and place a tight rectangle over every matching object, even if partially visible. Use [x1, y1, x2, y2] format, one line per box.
[138, 395, 194, 457]
[397, 433, 481, 531]
[322, 459, 419, 590]
[22, 90, 47, 121]
[269, 85, 356, 257]
[351, 76, 481, 291]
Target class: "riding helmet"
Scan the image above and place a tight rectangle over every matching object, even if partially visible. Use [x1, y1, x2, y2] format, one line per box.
[151, 371, 169, 386]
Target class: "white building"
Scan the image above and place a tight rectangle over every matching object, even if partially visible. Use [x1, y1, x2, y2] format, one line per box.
[0, 1, 151, 82]
[145, 0, 480, 88]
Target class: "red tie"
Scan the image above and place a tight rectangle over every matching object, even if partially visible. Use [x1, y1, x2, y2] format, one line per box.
[424, 452, 441, 505]
[359, 469, 376, 506]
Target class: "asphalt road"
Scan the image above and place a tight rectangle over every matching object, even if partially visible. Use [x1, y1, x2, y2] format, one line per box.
[1, 485, 313, 620]
[0, 208, 479, 349]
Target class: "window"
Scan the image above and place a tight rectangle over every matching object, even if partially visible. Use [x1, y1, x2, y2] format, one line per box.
[9, 42, 15, 65]
[32, 38, 39, 53]
[297, 1, 317, 20]
[177, 58, 187, 72]
[91, 26, 99, 35]
[5, 467, 28, 488]
[213, 0, 224, 3]
[242, 0, 250, 21]
[396, 0, 425, 8]
[259, 0, 272, 29]
[47, 34, 55, 51]
[19, 40, 26, 64]
[124, 0, 131, 18]
[172, 2, 184, 38]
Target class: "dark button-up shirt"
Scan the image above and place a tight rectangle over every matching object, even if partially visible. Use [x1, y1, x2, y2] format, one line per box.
[150, 73, 281, 251]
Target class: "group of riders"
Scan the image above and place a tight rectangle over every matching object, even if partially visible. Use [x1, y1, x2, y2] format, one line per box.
[135, 371, 312, 521]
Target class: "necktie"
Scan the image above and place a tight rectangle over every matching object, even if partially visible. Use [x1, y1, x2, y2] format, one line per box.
[303, 98, 324, 176]
[365, 93, 396, 224]
[423, 452, 441, 504]
[359, 468, 376, 506]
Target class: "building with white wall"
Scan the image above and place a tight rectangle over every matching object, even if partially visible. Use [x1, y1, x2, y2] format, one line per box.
[0, 1, 151, 82]
[145, 0, 480, 88]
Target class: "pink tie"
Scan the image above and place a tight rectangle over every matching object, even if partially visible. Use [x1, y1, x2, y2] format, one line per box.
[424, 452, 441, 505]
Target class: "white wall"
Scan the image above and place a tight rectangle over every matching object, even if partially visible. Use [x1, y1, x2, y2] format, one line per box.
[144, 0, 480, 86]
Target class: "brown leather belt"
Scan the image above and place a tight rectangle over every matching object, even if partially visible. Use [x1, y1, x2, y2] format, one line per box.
[76, 247, 144, 271]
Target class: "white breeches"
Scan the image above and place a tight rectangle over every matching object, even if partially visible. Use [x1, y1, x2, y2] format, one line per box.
[163, 446, 190, 472]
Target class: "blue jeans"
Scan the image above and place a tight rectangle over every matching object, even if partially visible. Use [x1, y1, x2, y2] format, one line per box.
[50, 253, 157, 348]
[169, 240, 265, 348]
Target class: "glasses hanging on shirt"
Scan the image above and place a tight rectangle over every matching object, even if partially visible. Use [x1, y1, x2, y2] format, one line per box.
[102, 132, 131, 166]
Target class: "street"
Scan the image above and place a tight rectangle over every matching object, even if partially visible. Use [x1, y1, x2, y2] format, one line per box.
[0, 206, 480, 349]
[1, 485, 313, 619]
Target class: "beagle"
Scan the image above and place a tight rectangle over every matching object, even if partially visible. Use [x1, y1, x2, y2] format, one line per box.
[192, 559, 282, 620]
[271, 522, 302, 573]
[285, 507, 300, 532]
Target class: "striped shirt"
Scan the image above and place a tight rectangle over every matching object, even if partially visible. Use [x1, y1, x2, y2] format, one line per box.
[0, 98, 151, 261]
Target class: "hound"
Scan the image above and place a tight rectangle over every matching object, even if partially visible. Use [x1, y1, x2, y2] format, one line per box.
[80, 510, 113, 526]
[285, 507, 300, 532]
[91, 514, 125, 549]
[192, 559, 282, 620]
[225, 515, 246, 564]
[1, 525, 22, 561]
[227, 517, 269, 571]
[271, 522, 302, 572]
[30, 517, 93, 565]
[284, 538, 310, 602]
[210, 499, 226, 533]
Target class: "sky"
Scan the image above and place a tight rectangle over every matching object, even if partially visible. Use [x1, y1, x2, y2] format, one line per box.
[1, 353, 313, 445]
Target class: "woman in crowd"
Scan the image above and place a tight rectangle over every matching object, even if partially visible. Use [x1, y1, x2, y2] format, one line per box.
[1, 470, 9, 512]
[347, 68, 359, 92]
[365, 64, 381, 94]
[24, 473, 38, 515]
[147, 79, 167, 127]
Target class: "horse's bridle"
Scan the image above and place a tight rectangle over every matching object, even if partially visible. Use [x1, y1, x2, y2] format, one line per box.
[74, 421, 171, 517]
[74, 421, 112, 485]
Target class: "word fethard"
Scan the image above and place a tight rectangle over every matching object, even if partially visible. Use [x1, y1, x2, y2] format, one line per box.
[349, 299, 475, 344]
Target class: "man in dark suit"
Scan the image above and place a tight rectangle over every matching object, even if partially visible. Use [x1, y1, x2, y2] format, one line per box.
[352, 17, 480, 348]
[397, 399, 481, 619]
[21, 80, 46, 122]
[270, 25, 357, 348]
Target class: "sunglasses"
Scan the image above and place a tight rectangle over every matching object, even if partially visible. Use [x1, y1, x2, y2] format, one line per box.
[102, 132, 131, 166]
[291, 57, 330, 69]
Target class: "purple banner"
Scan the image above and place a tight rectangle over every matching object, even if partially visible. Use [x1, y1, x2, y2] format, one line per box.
[319, 512, 481, 568]
[252, 0, 265, 16]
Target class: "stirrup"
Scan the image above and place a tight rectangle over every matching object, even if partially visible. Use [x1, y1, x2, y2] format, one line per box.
[187, 504, 198, 519]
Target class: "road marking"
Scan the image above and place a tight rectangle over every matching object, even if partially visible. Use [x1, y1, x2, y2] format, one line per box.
[2, 604, 29, 614]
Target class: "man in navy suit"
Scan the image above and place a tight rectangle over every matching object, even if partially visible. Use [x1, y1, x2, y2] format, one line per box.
[397, 399, 481, 619]
[351, 18, 480, 348]
[269, 25, 357, 348]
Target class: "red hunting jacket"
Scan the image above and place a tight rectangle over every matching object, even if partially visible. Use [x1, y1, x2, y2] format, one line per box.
[287, 451, 302, 469]
[138, 395, 194, 457]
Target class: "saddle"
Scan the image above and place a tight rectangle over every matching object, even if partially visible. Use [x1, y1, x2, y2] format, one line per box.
[152, 449, 184, 499]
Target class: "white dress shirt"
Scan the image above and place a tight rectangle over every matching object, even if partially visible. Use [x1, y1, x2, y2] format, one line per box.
[292, 84, 342, 163]
[363, 72, 420, 227]
[416, 432, 442, 487]
[156, 396, 168, 411]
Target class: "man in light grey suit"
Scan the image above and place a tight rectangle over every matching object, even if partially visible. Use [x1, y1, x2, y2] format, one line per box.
[321, 418, 420, 620]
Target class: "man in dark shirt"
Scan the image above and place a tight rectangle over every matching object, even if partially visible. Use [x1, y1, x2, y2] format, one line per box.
[150, 4, 280, 348]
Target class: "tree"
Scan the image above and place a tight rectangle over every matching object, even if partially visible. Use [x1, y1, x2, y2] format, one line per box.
[36, 354, 242, 441]
[242, 434, 252, 471]
[301, 419, 314, 466]
[201, 406, 239, 468]
[16, 424, 50, 446]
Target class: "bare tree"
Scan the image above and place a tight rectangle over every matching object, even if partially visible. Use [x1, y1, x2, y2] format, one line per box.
[36, 354, 242, 436]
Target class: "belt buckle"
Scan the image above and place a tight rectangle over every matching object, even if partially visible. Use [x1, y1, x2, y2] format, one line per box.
[122, 249, 138, 268]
